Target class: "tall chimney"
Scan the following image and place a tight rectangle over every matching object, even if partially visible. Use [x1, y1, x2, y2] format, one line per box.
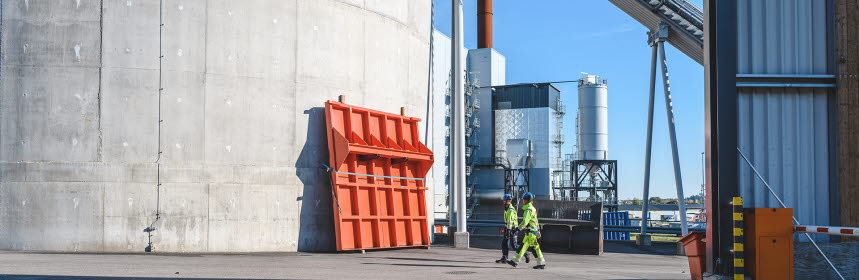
[477, 0, 493, 48]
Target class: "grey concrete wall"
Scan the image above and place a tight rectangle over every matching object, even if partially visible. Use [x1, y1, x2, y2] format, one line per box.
[0, 0, 431, 252]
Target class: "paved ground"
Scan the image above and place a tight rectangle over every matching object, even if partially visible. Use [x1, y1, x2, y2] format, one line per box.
[0, 242, 691, 280]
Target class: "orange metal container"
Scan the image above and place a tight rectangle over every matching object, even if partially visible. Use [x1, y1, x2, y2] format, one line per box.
[744, 208, 794, 280]
[679, 231, 706, 280]
[324, 101, 433, 251]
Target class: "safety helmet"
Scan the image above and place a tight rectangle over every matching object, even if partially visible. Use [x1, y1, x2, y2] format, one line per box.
[502, 193, 513, 200]
[522, 192, 534, 200]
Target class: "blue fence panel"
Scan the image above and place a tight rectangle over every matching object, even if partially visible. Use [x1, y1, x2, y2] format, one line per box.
[579, 211, 631, 240]
[603, 212, 631, 240]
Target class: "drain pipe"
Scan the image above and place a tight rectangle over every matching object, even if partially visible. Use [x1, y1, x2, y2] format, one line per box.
[146, 0, 165, 253]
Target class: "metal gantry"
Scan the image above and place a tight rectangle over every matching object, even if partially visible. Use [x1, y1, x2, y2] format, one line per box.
[570, 160, 619, 208]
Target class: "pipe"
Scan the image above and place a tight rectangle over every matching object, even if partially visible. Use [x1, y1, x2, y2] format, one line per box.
[477, 0, 493, 48]
[451, 0, 467, 238]
[147, 0, 165, 253]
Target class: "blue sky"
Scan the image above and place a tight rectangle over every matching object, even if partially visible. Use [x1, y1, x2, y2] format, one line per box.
[433, 0, 706, 200]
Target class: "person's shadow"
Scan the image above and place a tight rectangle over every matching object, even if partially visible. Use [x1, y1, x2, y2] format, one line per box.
[295, 107, 335, 252]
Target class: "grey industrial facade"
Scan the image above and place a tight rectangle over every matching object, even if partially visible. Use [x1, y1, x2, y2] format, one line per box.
[0, 0, 434, 253]
[705, 0, 859, 276]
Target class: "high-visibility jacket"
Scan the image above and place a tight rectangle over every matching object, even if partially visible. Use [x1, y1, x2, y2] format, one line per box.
[519, 202, 540, 232]
[504, 204, 518, 229]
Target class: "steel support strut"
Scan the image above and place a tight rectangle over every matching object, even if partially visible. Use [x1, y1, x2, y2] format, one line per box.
[640, 23, 689, 238]
[640, 42, 658, 236]
[658, 40, 689, 236]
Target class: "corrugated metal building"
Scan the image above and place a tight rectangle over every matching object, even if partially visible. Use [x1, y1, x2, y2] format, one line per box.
[492, 84, 563, 199]
[704, 0, 859, 275]
[735, 0, 837, 242]
[493, 84, 561, 111]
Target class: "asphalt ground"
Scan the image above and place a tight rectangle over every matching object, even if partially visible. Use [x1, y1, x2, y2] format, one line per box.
[0, 241, 691, 280]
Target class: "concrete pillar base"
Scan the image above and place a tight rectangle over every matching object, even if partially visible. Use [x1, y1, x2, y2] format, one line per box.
[454, 232, 470, 249]
[636, 234, 652, 246]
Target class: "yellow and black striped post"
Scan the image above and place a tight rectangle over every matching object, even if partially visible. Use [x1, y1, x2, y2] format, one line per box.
[732, 197, 745, 280]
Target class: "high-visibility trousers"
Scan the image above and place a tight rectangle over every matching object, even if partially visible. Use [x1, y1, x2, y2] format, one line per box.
[512, 231, 545, 265]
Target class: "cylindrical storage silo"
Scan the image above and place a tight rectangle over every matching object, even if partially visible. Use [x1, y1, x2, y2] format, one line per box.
[0, 0, 431, 253]
[576, 75, 608, 160]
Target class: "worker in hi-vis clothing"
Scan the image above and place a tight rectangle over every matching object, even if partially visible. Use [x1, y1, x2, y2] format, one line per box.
[495, 194, 531, 264]
[507, 192, 546, 269]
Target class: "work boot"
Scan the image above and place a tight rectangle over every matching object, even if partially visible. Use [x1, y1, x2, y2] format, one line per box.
[533, 264, 546, 269]
[525, 254, 531, 263]
[506, 260, 517, 268]
[495, 257, 507, 264]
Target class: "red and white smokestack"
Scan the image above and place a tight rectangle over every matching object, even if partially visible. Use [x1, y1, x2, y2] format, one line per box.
[477, 0, 493, 49]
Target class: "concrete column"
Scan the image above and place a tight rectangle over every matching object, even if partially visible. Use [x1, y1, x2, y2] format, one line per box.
[451, 0, 469, 249]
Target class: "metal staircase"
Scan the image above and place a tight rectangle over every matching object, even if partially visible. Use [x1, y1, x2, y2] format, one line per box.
[464, 74, 481, 220]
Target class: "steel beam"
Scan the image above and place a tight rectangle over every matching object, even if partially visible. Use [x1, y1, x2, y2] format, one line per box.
[640, 42, 658, 236]
[658, 41, 689, 236]
[704, 0, 738, 275]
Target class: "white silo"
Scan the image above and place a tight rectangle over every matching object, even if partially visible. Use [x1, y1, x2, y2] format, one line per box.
[577, 75, 608, 161]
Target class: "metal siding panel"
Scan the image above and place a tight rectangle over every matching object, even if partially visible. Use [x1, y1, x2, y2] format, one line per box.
[812, 0, 828, 74]
[493, 84, 555, 110]
[737, 0, 830, 74]
[737, 0, 750, 74]
[813, 89, 830, 227]
[764, 0, 779, 74]
[494, 108, 552, 169]
[528, 168, 551, 198]
[738, 88, 830, 242]
[736, 0, 834, 243]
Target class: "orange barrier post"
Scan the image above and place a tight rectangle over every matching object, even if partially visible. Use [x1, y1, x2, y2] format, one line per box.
[744, 208, 794, 280]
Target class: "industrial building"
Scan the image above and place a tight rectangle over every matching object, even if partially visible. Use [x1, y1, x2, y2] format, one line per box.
[492, 83, 565, 200]
[428, 38, 567, 220]
[1, 0, 859, 279]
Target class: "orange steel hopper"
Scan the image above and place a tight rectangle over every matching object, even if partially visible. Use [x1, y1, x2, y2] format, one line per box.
[324, 100, 433, 251]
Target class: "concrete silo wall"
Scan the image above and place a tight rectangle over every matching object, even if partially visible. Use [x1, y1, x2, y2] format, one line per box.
[0, 0, 431, 252]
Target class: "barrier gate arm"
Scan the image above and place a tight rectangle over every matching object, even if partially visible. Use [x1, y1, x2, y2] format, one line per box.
[795, 225, 859, 237]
